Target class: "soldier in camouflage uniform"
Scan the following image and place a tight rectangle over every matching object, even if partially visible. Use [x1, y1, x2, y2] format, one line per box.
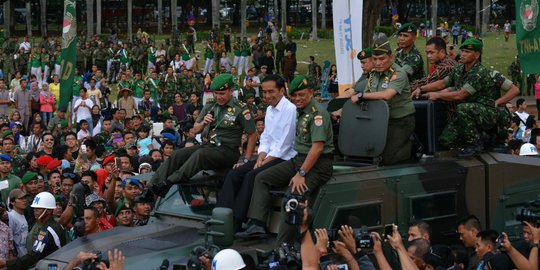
[179, 69, 193, 98]
[160, 67, 177, 110]
[16, 48, 29, 75]
[110, 43, 121, 83]
[275, 35, 286, 74]
[2, 49, 14, 84]
[395, 23, 425, 84]
[76, 45, 84, 72]
[421, 39, 498, 158]
[131, 42, 145, 74]
[490, 70, 519, 145]
[94, 43, 108, 74]
[83, 42, 94, 72]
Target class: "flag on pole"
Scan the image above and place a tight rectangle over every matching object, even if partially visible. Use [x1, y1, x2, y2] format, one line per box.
[516, 0, 540, 74]
[59, 0, 77, 110]
[332, 0, 363, 93]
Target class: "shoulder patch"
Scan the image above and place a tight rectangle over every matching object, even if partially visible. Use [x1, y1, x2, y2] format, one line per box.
[314, 115, 323, 127]
[390, 74, 398, 81]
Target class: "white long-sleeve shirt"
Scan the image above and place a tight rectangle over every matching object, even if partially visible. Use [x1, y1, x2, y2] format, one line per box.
[258, 96, 297, 160]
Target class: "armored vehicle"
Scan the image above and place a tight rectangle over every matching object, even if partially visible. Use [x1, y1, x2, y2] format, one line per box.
[36, 100, 540, 269]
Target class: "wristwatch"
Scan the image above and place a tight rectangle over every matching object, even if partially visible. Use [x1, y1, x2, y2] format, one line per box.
[298, 168, 307, 177]
[531, 243, 540, 248]
[243, 158, 249, 164]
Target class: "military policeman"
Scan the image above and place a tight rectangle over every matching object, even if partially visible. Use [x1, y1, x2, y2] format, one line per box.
[0, 192, 66, 269]
[395, 23, 425, 83]
[360, 36, 416, 165]
[237, 75, 334, 246]
[144, 74, 257, 198]
[419, 39, 499, 157]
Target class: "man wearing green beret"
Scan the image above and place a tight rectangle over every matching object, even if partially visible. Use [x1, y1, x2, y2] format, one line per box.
[237, 75, 333, 245]
[361, 36, 416, 165]
[115, 202, 134, 227]
[145, 74, 257, 198]
[21, 172, 45, 228]
[395, 23, 425, 84]
[416, 39, 500, 157]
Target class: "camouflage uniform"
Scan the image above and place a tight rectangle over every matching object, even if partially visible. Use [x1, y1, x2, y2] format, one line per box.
[11, 154, 27, 178]
[2, 52, 14, 85]
[439, 62, 498, 148]
[82, 44, 93, 72]
[490, 70, 514, 142]
[94, 132, 111, 146]
[395, 45, 425, 83]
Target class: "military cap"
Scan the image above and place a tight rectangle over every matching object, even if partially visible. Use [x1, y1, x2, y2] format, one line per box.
[459, 38, 483, 52]
[397, 23, 417, 34]
[1, 131, 12, 139]
[122, 177, 143, 188]
[372, 36, 392, 55]
[357, 48, 373, 60]
[114, 201, 132, 217]
[288, 75, 314, 95]
[132, 195, 151, 205]
[60, 119, 69, 129]
[36, 155, 53, 167]
[22, 171, 39, 184]
[162, 132, 176, 141]
[0, 154, 11, 162]
[210, 74, 235, 91]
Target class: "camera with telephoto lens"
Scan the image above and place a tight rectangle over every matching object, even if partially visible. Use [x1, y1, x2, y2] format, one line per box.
[186, 245, 219, 270]
[283, 192, 307, 225]
[515, 195, 540, 226]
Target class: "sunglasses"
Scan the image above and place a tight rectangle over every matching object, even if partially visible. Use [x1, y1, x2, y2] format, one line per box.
[62, 172, 77, 179]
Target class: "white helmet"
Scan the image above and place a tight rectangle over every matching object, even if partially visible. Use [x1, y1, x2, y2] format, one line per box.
[520, 143, 539, 156]
[212, 249, 245, 270]
[31, 192, 56, 209]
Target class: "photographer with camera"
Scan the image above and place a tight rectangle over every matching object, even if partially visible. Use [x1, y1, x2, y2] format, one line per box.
[0, 192, 66, 269]
[64, 248, 125, 270]
[238, 75, 334, 246]
[498, 225, 538, 270]
[475, 230, 514, 270]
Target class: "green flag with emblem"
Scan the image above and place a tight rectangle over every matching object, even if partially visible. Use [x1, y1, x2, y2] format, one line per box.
[59, 0, 77, 110]
[516, 0, 540, 74]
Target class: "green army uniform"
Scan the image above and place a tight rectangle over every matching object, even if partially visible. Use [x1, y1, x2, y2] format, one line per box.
[82, 45, 93, 71]
[439, 39, 498, 149]
[180, 74, 194, 98]
[248, 75, 334, 246]
[149, 74, 256, 195]
[395, 23, 425, 82]
[307, 62, 321, 78]
[275, 39, 286, 73]
[94, 131, 111, 146]
[6, 215, 66, 269]
[17, 53, 29, 74]
[3, 52, 15, 85]
[490, 70, 514, 142]
[93, 46, 108, 72]
[241, 41, 251, 57]
[159, 74, 176, 110]
[167, 44, 179, 61]
[368, 37, 416, 165]
[10, 154, 27, 178]
[131, 44, 144, 73]
[76, 47, 85, 72]
[133, 79, 146, 100]
[0, 173, 21, 203]
[240, 87, 256, 102]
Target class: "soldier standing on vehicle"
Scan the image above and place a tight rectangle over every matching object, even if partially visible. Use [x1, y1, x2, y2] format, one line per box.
[142, 74, 257, 199]
[395, 23, 425, 84]
[0, 192, 66, 269]
[236, 75, 333, 247]
[415, 39, 499, 158]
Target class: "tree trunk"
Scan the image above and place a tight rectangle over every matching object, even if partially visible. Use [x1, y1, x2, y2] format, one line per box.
[321, 0, 326, 30]
[475, 0, 480, 34]
[362, 0, 385, 47]
[431, 0, 437, 37]
[3, 1, 10, 38]
[311, 0, 318, 40]
[127, 0, 132, 41]
[273, 0, 278, 24]
[481, 0, 490, 36]
[281, 0, 287, 35]
[26, 0, 32, 37]
[171, 0, 177, 32]
[157, 0, 163, 35]
[96, 0, 101, 35]
[86, 0, 94, 38]
[240, 0, 247, 36]
[212, 0, 220, 28]
[40, 0, 46, 36]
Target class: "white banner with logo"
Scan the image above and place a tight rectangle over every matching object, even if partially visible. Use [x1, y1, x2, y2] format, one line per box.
[332, 0, 364, 92]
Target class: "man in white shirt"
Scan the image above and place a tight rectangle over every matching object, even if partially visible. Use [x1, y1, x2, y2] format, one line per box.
[8, 189, 29, 257]
[19, 37, 31, 54]
[73, 88, 94, 124]
[504, 20, 511, 42]
[217, 74, 297, 232]
[514, 98, 529, 132]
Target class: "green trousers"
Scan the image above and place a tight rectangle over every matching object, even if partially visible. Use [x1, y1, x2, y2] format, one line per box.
[382, 114, 415, 165]
[248, 154, 333, 246]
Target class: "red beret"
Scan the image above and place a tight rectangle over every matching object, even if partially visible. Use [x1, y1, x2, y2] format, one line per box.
[102, 155, 116, 166]
[46, 159, 62, 171]
[36, 155, 53, 167]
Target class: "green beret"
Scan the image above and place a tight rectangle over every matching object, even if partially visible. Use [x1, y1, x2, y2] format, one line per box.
[60, 119, 69, 129]
[459, 38, 483, 52]
[114, 201, 132, 217]
[22, 171, 38, 184]
[1, 131, 12, 139]
[357, 48, 372, 60]
[372, 36, 392, 55]
[314, 91, 321, 97]
[210, 74, 234, 91]
[244, 92, 255, 99]
[397, 23, 417, 34]
[288, 75, 313, 95]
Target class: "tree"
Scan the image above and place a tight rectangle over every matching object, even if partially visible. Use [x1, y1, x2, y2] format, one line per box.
[212, 0, 220, 29]
[40, 0, 46, 36]
[240, 0, 246, 36]
[281, 0, 287, 35]
[311, 0, 318, 40]
[171, 0, 177, 32]
[3, 1, 9, 38]
[86, 0, 94, 38]
[127, 0, 133, 41]
[25, 0, 31, 37]
[96, 0, 101, 35]
[363, 0, 385, 47]
[321, 0, 326, 30]
[157, 0, 163, 35]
